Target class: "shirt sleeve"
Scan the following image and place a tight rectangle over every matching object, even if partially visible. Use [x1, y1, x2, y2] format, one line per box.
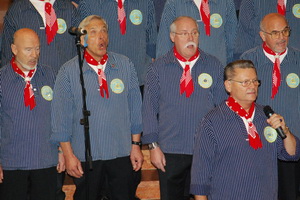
[224, 0, 238, 63]
[156, 0, 175, 59]
[50, 65, 74, 144]
[142, 62, 160, 144]
[128, 60, 143, 134]
[146, 0, 157, 59]
[190, 117, 216, 196]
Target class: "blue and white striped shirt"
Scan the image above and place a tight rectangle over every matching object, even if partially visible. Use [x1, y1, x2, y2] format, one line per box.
[77, 0, 157, 85]
[241, 46, 300, 138]
[0, 0, 78, 74]
[156, 0, 237, 66]
[191, 102, 300, 199]
[0, 64, 57, 170]
[50, 52, 142, 161]
[142, 49, 227, 155]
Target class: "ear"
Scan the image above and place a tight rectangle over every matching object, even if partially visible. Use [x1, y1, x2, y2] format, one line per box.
[259, 31, 266, 42]
[224, 80, 232, 93]
[11, 44, 17, 56]
[170, 32, 175, 43]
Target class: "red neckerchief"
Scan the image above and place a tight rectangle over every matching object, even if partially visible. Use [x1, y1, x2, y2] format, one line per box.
[84, 50, 109, 98]
[174, 47, 200, 98]
[118, 0, 126, 35]
[11, 57, 36, 110]
[226, 96, 263, 150]
[200, 0, 210, 36]
[277, 0, 286, 16]
[262, 42, 287, 99]
[39, 0, 58, 44]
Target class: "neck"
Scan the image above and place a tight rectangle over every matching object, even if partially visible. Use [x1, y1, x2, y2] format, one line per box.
[240, 102, 252, 112]
[15, 59, 35, 72]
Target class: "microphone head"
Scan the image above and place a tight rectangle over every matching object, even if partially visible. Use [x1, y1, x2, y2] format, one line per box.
[263, 105, 274, 117]
[68, 27, 87, 35]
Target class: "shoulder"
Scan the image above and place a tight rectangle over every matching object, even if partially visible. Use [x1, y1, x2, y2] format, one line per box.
[150, 50, 176, 69]
[38, 64, 56, 76]
[241, 46, 261, 59]
[198, 50, 224, 70]
[203, 102, 228, 122]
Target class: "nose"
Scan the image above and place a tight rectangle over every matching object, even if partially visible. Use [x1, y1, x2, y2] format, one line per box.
[31, 49, 39, 58]
[187, 33, 194, 40]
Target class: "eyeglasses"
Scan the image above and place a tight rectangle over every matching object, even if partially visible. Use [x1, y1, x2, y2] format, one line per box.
[172, 31, 199, 38]
[261, 27, 291, 39]
[229, 79, 261, 87]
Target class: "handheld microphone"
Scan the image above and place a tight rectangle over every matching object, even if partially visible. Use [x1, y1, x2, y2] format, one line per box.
[68, 27, 87, 36]
[263, 105, 287, 139]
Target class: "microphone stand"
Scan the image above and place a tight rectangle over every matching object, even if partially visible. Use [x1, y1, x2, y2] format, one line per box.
[74, 34, 93, 200]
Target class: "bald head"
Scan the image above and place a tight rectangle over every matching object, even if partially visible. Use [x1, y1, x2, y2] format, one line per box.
[260, 13, 288, 31]
[11, 28, 40, 71]
[259, 13, 289, 53]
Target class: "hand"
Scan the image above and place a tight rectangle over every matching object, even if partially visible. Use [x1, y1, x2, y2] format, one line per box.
[0, 165, 3, 183]
[57, 152, 66, 173]
[64, 154, 84, 178]
[267, 114, 289, 134]
[150, 147, 166, 172]
[130, 145, 144, 171]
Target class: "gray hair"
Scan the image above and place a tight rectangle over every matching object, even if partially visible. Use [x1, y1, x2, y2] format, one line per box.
[169, 16, 198, 33]
[79, 15, 108, 30]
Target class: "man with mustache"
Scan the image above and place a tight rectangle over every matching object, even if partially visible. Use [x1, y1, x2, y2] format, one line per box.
[241, 13, 300, 200]
[50, 15, 143, 200]
[190, 60, 300, 200]
[0, 28, 61, 199]
[142, 16, 226, 200]
[156, 0, 237, 66]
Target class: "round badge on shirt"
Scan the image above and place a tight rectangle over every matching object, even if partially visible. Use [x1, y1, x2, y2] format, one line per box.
[292, 4, 300, 18]
[198, 73, 213, 88]
[264, 126, 277, 143]
[210, 13, 223, 28]
[41, 86, 53, 101]
[130, 10, 143, 25]
[110, 79, 124, 94]
[286, 73, 299, 88]
[57, 18, 67, 34]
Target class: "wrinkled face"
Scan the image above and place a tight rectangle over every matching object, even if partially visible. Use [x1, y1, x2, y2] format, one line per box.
[170, 17, 199, 60]
[11, 33, 40, 71]
[260, 16, 289, 53]
[82, 18, 109, 61]
[225, 68, 258, 109]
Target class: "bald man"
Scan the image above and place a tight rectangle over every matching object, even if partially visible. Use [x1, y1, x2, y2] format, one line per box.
[0, 28, 62, 200]
[241, 13, 300, 200]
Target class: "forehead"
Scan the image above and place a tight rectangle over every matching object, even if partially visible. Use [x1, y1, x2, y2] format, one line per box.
[86, 19, 107, 29]
[264, 17, 288, 31]
[233, 68, 257, 79]
[175, 18, 197, 31]
[15, 34, 40, 47]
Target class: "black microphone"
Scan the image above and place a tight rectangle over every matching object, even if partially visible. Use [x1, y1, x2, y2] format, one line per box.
[68, 27, 87, 36]
[263, 105, 287, 139]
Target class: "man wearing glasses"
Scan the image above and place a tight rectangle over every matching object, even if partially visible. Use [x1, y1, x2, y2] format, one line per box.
[190, 60, 300, 200]
[234, 0, 300, 59]
[241, 13, 300, 200]
[142, 16, 226, 200]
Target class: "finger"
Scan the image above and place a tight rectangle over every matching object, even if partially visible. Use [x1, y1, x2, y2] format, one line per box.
[160, 165, 166, 172]
[135, 161, 142, 171]
[78, 163, 84, 175]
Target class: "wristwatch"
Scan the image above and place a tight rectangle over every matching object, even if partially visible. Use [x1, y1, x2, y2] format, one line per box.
[132, 141, 142, 146]
[148, 142, 159, 150]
